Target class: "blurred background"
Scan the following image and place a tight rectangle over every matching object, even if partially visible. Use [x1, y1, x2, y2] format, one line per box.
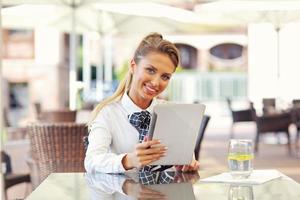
[1, 0, 300, 199]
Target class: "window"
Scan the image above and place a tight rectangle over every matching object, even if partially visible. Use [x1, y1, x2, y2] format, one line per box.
[2, 29, 34, 59]
[175, 43, 198, 69]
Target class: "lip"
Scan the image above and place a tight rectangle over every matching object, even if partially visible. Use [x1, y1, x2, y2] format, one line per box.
[144, 84, 158, 95]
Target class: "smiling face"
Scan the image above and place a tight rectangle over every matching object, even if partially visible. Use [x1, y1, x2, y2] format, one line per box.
[128, 52, 176, 109]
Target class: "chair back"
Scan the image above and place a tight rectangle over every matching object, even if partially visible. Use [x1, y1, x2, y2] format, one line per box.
[262, 98, 276, 115]
[83, 136, 89, 152]
[1, 151, 12, 174]
[38, 110, 77, 122]
[226, 98, 255, 122]
[28, 123, 88, 184]
[194, 115, 211, 160]
[292, 99, 300, 108]
[255, 112, 292, 133]
[291, 107, 300, 129]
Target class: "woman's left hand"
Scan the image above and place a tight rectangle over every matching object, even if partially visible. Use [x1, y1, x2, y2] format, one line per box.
[175, 158, 200, 172]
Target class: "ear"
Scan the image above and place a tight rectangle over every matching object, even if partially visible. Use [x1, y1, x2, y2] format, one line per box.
[130, 59, 136, 73]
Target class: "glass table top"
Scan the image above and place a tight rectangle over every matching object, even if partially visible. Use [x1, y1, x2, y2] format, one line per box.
[26, 170, 300, 200]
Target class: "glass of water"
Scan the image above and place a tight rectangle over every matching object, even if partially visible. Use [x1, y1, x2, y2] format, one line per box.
[228, 139, 254, 179]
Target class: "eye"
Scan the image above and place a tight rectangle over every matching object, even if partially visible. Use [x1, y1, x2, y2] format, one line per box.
[146, 67, 155, 74]
[161, 74, 171, 81]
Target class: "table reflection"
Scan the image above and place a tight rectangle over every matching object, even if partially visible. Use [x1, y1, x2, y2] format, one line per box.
[228, 184, 253, 200]
[24, 171, 300, 199]
[85, 171, 200, 200]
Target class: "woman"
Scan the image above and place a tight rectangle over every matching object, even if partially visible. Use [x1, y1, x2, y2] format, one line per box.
[85, 33, 199, 174]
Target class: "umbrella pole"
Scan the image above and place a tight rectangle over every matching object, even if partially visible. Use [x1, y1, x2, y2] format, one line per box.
[276, 26, 280, 79]
[275, 26, 281, 102]
[0, 3, 6, 200]
[83, 34, 91, 100]
[69, 9, 77, 110]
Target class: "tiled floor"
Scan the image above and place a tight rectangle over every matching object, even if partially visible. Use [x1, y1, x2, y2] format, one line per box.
[3, 120, 300, 199]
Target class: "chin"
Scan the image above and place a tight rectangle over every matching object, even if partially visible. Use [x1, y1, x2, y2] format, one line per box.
[142, 91, 157, 100]
[142, 88, 157, 99]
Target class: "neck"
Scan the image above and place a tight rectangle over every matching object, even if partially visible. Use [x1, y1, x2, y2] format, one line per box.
[128, 91, 151, 110]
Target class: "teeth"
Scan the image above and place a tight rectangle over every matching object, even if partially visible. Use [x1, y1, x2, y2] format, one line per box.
[146, 85, 156, 92]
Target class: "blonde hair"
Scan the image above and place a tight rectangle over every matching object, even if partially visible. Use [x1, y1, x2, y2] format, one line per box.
[88, 33, 179, 124]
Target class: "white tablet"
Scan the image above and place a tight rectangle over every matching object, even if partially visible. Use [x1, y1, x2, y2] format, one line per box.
[148, 103, 205, 165]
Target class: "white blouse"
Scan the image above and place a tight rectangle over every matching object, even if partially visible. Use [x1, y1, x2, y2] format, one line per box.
[84, 93, 163, 174]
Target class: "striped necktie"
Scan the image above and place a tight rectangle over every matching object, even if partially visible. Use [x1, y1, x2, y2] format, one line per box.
[128, 111, 151, 142]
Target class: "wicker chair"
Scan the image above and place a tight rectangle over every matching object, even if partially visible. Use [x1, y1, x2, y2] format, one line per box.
[27, 123, 88, 188]
[38, 110, 77, 122]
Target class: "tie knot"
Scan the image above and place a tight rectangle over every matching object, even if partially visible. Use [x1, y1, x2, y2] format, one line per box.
[129, 111, 151, 128]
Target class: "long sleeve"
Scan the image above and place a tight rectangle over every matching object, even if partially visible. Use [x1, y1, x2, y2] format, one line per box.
[84, 108, 127, 174]
[84, 96, 160, 174]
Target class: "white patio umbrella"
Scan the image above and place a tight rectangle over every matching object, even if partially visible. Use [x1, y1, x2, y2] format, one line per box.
[195, 1, 300, 25]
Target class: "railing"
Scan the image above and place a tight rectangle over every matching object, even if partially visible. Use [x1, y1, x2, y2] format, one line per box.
[166, 72, 248, 102]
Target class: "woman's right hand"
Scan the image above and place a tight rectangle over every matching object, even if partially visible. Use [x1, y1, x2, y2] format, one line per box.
[122, 137, 167, 170]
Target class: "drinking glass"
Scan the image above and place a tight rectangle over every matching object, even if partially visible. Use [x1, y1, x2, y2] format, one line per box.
[228, 139, 254, 179]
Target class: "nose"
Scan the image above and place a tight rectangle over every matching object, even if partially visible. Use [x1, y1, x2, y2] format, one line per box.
[150, 75, 160, 87]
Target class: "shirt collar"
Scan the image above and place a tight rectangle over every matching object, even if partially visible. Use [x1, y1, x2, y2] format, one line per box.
[121, 92, 157, 114]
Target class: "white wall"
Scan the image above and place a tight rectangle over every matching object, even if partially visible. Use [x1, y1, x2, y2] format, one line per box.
[248, 23, 278, 109]
[248, 23, 300, 109]
[279, 23, 300, 103]
[35, 27, 61, 65]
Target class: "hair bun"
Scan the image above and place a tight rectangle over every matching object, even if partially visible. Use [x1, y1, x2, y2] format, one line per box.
[144, 33, 163, 41]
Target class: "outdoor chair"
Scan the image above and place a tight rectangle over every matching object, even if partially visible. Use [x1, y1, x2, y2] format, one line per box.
[194, 115, 211, 161]
[253, 112, 292, 154]
[38, 110, 77, 122]
[226, 98, 255, 138]
[291, 107, 300, 150]
[27, 123, 88, 188]
[1, 151, 31, 199]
